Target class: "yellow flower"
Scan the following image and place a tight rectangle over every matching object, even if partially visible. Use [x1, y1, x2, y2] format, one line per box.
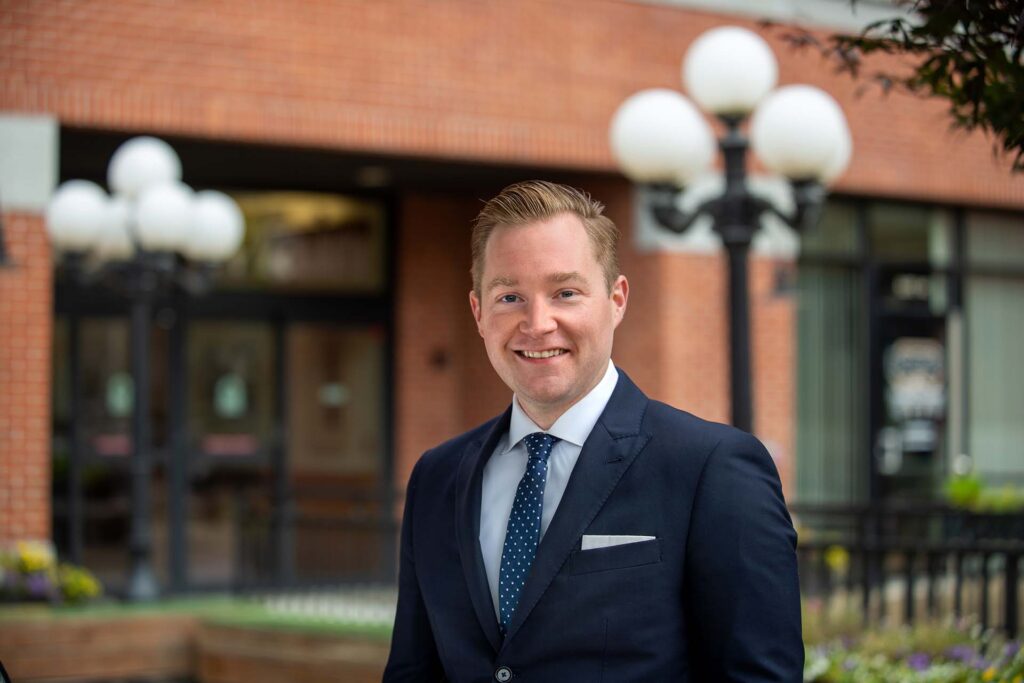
[58, 563, 102, 602]
[16, 541, 54, 574]
[824, 545, 850, 575]
[1011, 675, 1021, 683]
[982, 667, 996, 681]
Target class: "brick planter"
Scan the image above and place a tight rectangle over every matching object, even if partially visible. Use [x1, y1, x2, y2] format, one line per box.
[0, 612, 198, 681]
[0, 613, 390, 682]
[196, 624, 389, 683]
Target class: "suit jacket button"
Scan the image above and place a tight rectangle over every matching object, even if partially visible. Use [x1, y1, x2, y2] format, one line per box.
[494, 666, 513, 682]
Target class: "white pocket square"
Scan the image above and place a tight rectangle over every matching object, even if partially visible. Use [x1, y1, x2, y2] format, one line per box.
[581, 534, 656, 551]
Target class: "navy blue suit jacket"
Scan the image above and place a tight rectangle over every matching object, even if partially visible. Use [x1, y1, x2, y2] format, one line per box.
[384, 372, 803, 682]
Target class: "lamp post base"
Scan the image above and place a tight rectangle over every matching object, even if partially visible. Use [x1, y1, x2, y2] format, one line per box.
[127, 562, 160, 602]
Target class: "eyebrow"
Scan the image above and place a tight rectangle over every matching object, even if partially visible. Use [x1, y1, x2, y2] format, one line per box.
[485, 271, 589, 293]
[550, 271, 587, 285]
[486, 276, 518, 292]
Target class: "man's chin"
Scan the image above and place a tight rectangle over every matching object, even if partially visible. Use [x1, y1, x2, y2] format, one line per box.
[515, 383, 576, 414]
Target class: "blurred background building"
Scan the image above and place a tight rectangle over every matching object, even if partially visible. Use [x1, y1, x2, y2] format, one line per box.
[1, 0, 1022, 596]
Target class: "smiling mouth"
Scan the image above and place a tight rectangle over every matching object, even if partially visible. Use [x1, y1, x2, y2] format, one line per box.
[516, 349, 568, 359]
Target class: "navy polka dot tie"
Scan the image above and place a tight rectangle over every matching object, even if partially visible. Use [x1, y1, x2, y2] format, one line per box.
[498, 432, 559, 633]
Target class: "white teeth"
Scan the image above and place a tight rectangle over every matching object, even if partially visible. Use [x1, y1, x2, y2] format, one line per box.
[520, 349, 565, 359]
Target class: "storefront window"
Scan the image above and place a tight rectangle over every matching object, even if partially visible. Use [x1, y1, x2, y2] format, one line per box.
[966, 210, 1024, 269]
[800, 200, 860, 258]
[796, 264, 868, 503]
[798, 200, 962, 503]
[965, 211, 1024, 482]
[867, 202, 952, 265]
[218, 192, 387, 293]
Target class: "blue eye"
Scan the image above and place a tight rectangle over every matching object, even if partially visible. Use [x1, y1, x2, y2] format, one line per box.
[500, 294, 520, 304]
[558, 290, 576, 299]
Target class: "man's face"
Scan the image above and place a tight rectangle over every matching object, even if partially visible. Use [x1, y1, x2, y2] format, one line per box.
[469, 212, 628, 427]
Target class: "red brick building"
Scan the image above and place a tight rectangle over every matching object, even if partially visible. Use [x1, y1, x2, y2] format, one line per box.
[2, 0, 1022, 592]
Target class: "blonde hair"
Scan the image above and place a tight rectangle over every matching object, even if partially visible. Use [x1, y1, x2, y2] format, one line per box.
[471, 180, 620, 296]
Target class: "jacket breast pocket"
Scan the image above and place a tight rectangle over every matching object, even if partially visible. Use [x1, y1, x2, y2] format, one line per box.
[567, 538, 662, 575]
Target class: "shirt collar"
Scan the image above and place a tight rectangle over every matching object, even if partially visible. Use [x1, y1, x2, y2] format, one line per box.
[504, 360, 619, 453]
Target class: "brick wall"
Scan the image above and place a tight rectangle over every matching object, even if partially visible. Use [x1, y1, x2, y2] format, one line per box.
[395, 192, 505, 486]
[751, 256, 796, 496]
[2, 1, 1022, 209]
[0, 214, 52, 543]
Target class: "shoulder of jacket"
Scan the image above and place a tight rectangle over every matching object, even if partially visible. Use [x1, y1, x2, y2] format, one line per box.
[643, 400, 767, 457]
[415, 413, 504, 471]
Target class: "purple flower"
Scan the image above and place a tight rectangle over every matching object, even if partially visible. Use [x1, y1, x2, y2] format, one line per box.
[1005, 641, 1021, 658]
[24, 572, 53, 598]
[946, 644, 976, 663]
[907, 653, 931, 671]
[843, 658, 857, 671]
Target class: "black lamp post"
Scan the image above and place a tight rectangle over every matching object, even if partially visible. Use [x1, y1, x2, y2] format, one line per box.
[0, 197, 8, 265]
[0, 215, 7, 266]
[46, 137, 245, 601]
[610, 26, 851, 433]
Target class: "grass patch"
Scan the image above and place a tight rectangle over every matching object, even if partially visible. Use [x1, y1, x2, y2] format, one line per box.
[0, 595, 392, 640]
[203, 602, 392, 640]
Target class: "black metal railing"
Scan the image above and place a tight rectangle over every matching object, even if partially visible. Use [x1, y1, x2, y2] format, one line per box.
[791, 502, 1024, 637]
[234, 486, 400, 591]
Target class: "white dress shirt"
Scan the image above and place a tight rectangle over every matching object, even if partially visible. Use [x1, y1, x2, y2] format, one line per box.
[479, 360, 620, 617]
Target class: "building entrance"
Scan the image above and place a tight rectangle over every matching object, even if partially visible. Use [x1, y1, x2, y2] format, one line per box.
[51, 189, 394, 594]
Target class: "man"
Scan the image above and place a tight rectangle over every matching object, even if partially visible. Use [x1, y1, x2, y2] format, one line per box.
[384, 181, 802, 682]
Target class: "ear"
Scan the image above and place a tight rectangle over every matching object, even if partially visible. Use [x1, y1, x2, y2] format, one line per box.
[610, 275, 629, 329]
[469, 290, 485, 337]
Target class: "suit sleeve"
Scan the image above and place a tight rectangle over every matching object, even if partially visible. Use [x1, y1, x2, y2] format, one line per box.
[684, 431, 804, 682]
[383, 455, 446, 682]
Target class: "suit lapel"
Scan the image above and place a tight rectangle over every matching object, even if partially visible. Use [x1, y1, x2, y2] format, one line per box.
[501, 372, 652, 645]
[455, 407, 511, 653]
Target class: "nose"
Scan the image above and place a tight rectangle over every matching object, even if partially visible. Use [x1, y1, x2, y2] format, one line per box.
[520, 298, 558, 337]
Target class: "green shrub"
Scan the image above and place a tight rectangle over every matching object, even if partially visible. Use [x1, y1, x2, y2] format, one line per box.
[944, 475, 1024, 513]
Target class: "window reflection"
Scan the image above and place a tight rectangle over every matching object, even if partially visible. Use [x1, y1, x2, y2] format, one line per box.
[188, 322, 274, 457]
[288, 324, 384, 477]
[867, 203, 951, 265]
[219, 192, 386, 293]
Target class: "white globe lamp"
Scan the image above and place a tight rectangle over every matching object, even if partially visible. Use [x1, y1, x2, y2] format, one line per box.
[610, 88, 716, 185]
[750, 85, 850, 182]
[108, 137, 182, 198]
[45, 180, 109, 252]
[94, 196, 135, 262]
[683, 26, 778, 117]
[135, 181, 195, 252]
[184, 191, 246, 263]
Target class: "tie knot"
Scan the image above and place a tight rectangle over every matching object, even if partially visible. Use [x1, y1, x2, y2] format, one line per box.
[522, 432, 559, 462]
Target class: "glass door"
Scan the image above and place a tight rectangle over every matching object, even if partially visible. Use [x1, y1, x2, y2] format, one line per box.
[184, 320, 275, 587]
[286, 323, 392, 583]
[52, 180, 394, 592]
